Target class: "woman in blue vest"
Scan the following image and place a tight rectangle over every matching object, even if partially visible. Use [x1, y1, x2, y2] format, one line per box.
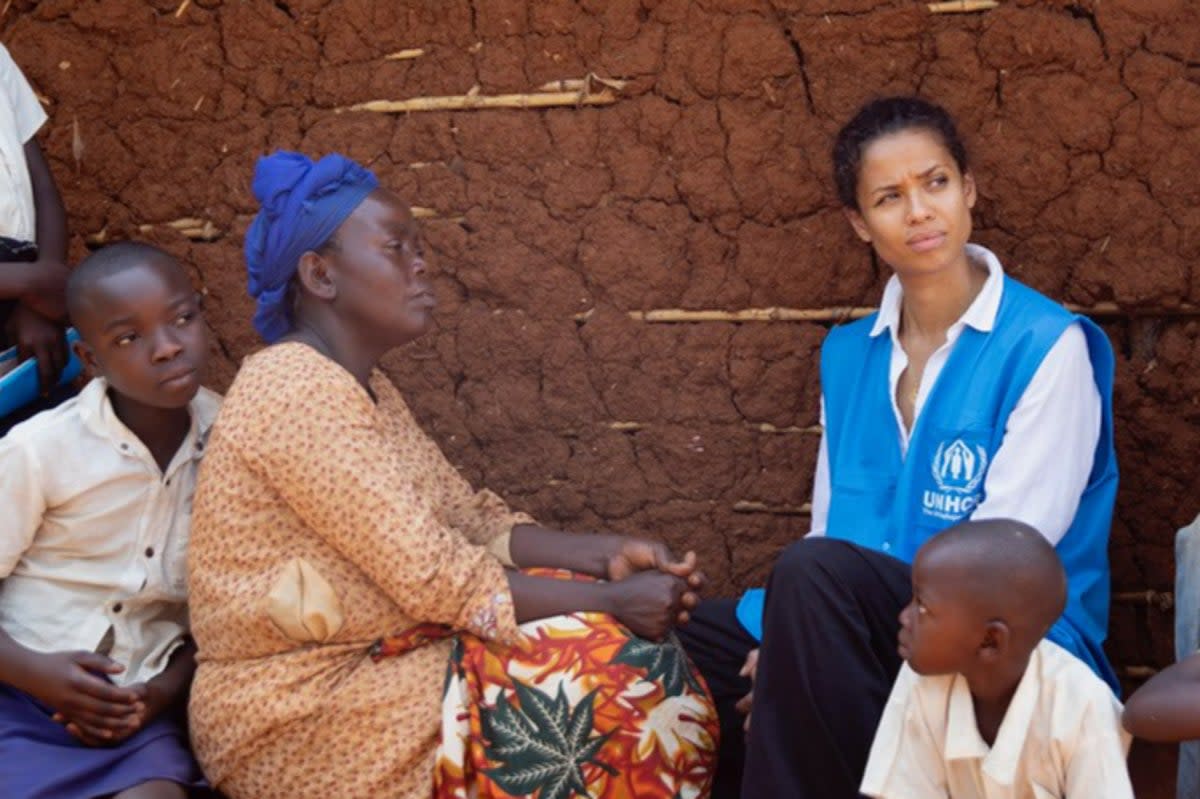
[678, 96, 1119, 798]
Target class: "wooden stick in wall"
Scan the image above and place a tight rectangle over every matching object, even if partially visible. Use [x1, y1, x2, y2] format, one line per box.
[928, 0, 999, 12]
[340, 88, 619, 114]
[748, 423, 823, 435]
[570, 302, 1200, 324]
[635, 307, 869, 323]
[733, 501, 813, 516]
[384, 48, 425, 61]
[1112, 590, 1174, 610]
[537, 75, 629, 93]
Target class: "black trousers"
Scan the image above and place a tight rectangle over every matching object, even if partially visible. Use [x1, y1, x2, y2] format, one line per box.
[676, 599, 756, 799]
[682, 538, 912, 798]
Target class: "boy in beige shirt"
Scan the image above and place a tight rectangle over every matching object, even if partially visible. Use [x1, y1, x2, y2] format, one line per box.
[0, 243, 216, 798]
[861, 519, 1132, 799]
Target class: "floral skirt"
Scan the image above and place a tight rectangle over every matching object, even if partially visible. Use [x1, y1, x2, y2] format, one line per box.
[379, 571, 719, 799]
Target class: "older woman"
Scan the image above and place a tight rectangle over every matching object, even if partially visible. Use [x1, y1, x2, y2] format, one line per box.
[186, 152, 717, 799]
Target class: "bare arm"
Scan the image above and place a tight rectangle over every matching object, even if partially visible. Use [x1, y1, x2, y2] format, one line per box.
[138, 638, 196, 717]
[507, 568, 687, 641]
[0, 260, 61, 304]
[507, 569, 614, 621]
[508, 524, 626, 577]
[26, 140, 67, 268]
[1123, 652, 1200, 742]
[509, 524, 703, 624]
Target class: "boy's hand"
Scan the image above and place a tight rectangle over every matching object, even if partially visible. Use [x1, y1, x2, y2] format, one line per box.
[606, 539, 705, 624]
[60, 641, 195, 746]
[59, 676, 170, 745]
[5, 303, 67, 393]
[29, 651, 141, 746]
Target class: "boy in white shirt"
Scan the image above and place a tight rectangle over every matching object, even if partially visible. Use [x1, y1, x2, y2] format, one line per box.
[861, 519, 1133, 799]
[0, 242, 217, 799]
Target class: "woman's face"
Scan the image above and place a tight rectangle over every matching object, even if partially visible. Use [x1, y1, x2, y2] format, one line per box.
[324, 189, 436, 346]
[845, 127, 976, 279]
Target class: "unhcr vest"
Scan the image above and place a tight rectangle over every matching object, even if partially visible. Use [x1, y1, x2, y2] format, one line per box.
[736, 277, 1119, 692]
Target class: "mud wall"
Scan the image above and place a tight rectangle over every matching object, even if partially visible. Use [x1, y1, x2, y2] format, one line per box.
[5, 0, 1199, 685]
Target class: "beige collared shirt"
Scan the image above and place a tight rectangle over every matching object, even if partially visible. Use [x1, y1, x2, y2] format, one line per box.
[0, 377, 221, 686]
[861, 640, 1133, 799]
[0, 44, 46, 242]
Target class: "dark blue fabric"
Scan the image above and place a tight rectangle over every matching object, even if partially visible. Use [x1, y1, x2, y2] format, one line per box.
[0, 683, 207, 799]
[244, 151, 378, 343]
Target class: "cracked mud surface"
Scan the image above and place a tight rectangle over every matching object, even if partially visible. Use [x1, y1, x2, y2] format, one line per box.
[6, 3, 1199, 760]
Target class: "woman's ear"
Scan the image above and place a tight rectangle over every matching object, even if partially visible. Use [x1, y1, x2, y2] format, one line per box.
[963, 170, 977, 210]
[296, 250, 337, 302]
[843, 207, 872, 243]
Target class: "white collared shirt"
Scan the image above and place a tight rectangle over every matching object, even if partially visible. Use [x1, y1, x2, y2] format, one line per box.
[809, 244, 1102, 546]
[0, 378, 221, 686]
[861, 640, 1133, 799]
[0, 44, 46, 242]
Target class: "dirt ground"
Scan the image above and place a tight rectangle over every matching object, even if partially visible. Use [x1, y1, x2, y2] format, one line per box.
[4, 1, 1199, 794]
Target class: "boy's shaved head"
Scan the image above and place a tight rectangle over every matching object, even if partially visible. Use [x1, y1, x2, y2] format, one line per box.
[66, 242, 184, 337]
[920, 519, 1067, 640]
[65, 241, 207, 412]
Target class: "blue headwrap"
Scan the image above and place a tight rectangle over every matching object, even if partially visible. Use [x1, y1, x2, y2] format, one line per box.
[244, 151, 379, 343]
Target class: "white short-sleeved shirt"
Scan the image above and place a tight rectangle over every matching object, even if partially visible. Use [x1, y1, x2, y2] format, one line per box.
[809, 244, 1102, 547]
[0, 378, 221, 686]
[861, 640, 1133, 799]
[0, 43, 46, 242]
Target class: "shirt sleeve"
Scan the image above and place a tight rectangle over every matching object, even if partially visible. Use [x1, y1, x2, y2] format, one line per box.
[0, 436, 44, 577]
[237, 384, 519, 644]
[860, 665, 950, 799]
[0, 45, 47, 143]
[808, 399, 829, 537]
[971, 323, 1101, 545]
[418, 433, 533, 567]
[1062, 686, 1134, 798]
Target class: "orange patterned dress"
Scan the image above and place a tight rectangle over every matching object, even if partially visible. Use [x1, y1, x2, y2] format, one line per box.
[187, 343, 717, 799]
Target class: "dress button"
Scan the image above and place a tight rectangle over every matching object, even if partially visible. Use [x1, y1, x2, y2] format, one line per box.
[145, 547, 155, 558]
[112, 602, 123, 613]
[881, 542, 891, 552]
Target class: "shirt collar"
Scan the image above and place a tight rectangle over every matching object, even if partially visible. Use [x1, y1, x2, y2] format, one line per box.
[77, 376, 220, 459]
[943, 645, 1043, 787]
[869, 243, 1006, 338]
[943, 673, 990, 762]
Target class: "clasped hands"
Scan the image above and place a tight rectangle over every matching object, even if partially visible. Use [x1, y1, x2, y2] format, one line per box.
[29, 650, 172, 747]
[601, 536, 705, 642]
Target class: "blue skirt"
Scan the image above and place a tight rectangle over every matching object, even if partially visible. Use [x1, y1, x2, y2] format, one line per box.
[0, 684, 208, 799]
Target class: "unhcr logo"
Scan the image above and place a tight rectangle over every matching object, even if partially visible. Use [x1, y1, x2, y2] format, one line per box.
[922, 438, 988, 522]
